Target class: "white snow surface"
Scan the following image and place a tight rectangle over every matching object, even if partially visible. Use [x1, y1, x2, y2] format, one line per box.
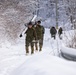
[0, 28, 76, 75]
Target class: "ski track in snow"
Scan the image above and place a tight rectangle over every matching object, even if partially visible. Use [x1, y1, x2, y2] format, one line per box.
[0, 28, 64, 75]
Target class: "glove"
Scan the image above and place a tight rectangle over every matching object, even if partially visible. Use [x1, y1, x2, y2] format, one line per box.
[19, 34, 22, 37]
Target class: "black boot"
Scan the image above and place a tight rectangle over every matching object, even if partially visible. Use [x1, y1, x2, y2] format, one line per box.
[26, 47, 29, 55]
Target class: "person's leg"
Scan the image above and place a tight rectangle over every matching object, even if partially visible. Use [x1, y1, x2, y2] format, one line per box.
[35, 42, 38, 51]
[59, 34, 62, 40]
[25, 41, 29, 55]
[54, 35, 56, 39]
[39, 39, 42, 51]
[51, 34, 53, 38]
[31, 42, 34, 54]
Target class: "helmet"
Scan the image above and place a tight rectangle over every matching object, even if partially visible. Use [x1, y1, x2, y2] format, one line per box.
[37, 20, 41, 24]
[28, 22, 32, 26]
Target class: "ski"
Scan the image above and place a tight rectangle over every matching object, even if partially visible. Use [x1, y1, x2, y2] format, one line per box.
[20, 15, 37, 37]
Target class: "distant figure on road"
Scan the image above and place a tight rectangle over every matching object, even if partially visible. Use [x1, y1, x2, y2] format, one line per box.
[58, 27, 63, 39]
[50, 26, 57, 39]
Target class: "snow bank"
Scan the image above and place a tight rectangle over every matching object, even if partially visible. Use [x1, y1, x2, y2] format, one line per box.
[61, 46, 76, 56]
[11, 54, 76, 75]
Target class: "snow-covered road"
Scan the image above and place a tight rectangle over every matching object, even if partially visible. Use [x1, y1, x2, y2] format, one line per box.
[0, 28, 76, 75]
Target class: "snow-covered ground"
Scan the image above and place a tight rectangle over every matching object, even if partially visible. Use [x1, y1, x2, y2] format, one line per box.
[0, 28, 76, 75]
